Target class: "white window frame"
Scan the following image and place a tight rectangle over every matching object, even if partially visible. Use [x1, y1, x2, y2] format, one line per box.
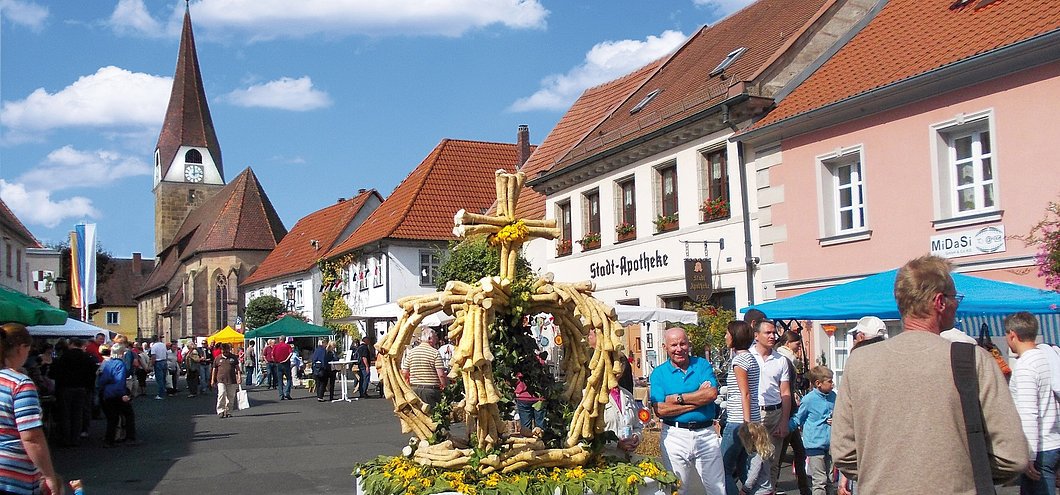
[419, 251, 440, 287]
[816, 145, 870, 245]
[357, 260, 368, 291]
[372, 255, 384, 288]
[930, 109, 1001, 228]
[106, 311, 120, 325]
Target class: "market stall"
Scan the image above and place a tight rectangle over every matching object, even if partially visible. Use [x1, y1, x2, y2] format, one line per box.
[0, 285, 67, 326]
[26, 317, 107, 339]
[207, 325, 245, 345]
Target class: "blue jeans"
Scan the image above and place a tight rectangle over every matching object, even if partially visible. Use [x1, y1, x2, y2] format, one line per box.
[721, 421, 748, 495]
[277, 361, 292, 398]
[267, 363, 278, 388]
[516, 400, 545, 430]
[1021, 448, 1060, 495]
[199, 363, 210, 392]
[357, 365, 370, 397]
[153, 361, 167, 398]
[245, 366, 255, 386]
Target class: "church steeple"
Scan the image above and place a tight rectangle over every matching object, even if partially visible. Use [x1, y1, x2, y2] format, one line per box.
[153, 5, 225, 255]
[154, 5, 223, 187]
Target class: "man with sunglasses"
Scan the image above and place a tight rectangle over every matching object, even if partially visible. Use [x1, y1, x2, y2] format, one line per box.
[832, 255, 1027, 494]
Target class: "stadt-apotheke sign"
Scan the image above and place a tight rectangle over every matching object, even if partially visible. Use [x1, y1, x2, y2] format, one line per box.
[589, 250, 671, 279]
[930, 225, 1006, 259]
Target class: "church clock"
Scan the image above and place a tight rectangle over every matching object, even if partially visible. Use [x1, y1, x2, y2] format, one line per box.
[185, 164, 205, 183]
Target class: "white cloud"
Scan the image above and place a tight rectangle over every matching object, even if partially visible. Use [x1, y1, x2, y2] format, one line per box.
[510, 30, 687, 112]
[0, 66, 171, 136]
[225, 77, 332, 111]
[0, 0, 48, 30]
[0, 180, 99, 229]
[109, 0, 547, 40]
[108, 0, 163, 36]
[692, 0, 756, 18]
[17, 146, 151, 191]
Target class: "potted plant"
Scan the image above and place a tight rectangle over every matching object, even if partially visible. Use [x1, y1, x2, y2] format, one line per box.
[700, 197, 730, 222]
[577, 232, 602, 251]
[654, 213, 679, 233]
[556, 238, 573, 257]
[615, 222, 636, 242]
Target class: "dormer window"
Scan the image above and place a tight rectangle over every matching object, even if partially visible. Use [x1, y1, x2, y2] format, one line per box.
[710, 47, 747, 77]
[630, 89, 662, 114]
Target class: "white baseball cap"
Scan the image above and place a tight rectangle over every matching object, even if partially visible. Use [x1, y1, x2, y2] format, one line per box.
[853, 316, 887, 339]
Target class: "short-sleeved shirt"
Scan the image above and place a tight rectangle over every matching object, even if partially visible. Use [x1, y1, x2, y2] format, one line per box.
[402, 345, 443, 386]
[212, 353, 239, 385]
[725, 351, 761, 423]
[754, 348, 791, 407]
[649, 356, 719, 423]
[272, 342, 293, 363]
[149, 341, 167, 363]
[0, 368, 43, 494]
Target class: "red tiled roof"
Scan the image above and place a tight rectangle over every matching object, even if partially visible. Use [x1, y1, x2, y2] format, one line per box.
[514, 61, 662, 221]
[751, 0, 1060, 129]
[244, 189, 381, 285]
[98, 256, 155, 307]
[0, 198, 40, 247]
[547, 0, 833, 174]
[139, 167, 287, 295]
[327, 139, 521, 257]
[155, 8, 223, 181]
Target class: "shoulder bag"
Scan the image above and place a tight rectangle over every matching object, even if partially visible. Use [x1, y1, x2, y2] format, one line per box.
[951, 341, 997, 495]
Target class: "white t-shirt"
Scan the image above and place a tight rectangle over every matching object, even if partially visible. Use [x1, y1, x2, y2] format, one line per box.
[149, 341, 167, 363]
[1010, 348, 1060, 453]
[753, 347, 790, 408]
[1036, 343, 1060, 400]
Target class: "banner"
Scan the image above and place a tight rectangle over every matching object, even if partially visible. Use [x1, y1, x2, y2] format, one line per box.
[684, 258, 713, 302]
[75, 223, 97, 308]
[69, 231, 82, 309]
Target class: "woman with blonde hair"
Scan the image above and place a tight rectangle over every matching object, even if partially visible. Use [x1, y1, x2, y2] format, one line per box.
[738, 422, 775, 495]
[0, 323, 64, 494]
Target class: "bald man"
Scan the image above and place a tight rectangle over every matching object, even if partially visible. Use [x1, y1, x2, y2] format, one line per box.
[649, 327, 725, 494]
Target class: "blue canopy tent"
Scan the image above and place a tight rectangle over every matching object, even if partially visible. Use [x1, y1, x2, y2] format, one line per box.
[744, 269, 1060, 342]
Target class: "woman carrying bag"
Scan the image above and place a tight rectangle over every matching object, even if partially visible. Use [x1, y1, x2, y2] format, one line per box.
[311, 340, 336, 402]
[0, 323, 64, 494]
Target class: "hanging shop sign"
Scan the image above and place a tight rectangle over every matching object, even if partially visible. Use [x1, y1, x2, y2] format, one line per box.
[685, 258, 713, 302]
[930, 225, 1006, 259]
[589, 250, 671, 280]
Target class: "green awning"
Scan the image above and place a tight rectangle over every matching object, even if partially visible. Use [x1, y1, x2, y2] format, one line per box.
[0, 285, 67, 326]
[244, 315, 333, 339]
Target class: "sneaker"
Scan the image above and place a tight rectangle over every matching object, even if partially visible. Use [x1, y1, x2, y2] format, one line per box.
[188, 394, 197, 398]
[155, 396, 164, 400]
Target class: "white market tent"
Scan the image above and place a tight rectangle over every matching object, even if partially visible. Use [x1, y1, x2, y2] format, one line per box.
[328, 303, 455, 327]
[613, 304, 698, 324]
[27, 317, 108, 339]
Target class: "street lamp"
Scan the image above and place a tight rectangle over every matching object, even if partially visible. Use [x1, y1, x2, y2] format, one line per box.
[284, 285, 296, 311]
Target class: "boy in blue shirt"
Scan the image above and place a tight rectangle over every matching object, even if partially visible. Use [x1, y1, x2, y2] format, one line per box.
[789, 365, 836, 495]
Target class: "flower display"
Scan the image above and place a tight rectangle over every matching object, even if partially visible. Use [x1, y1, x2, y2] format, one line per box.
[653, 213, 679, 232]
[1017, 199, 1060, 292]
[489, 221, 530, 246]
[700, 197, 729, 219]
[616, 222, 636, 235]
[577, 232, 602, 247]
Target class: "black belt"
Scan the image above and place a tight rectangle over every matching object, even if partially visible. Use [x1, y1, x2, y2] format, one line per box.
[662, 419, 713, 430]
[761, 403, 782, 411]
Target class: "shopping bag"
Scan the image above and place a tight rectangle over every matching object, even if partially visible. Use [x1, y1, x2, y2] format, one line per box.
[237, 386, 251, 410]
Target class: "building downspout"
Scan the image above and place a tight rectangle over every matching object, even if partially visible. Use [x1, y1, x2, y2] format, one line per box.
[724, 104, 757, 307]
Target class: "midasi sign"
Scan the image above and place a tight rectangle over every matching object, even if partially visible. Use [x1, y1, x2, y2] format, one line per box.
[930, 225, 1006, 259]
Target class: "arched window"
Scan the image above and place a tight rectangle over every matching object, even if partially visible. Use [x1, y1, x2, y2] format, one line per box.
[185, 149, 203, 163]
[215, 274, 228, 329]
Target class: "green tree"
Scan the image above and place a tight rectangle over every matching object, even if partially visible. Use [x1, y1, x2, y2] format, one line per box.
[433, 236, 531, 291]
[678, 302, 735, 376]
[322, 291, 360, 341]
[245, 295, 287, 329]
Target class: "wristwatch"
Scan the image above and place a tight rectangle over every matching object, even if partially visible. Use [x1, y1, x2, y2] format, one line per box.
[677, 393, 685, 405]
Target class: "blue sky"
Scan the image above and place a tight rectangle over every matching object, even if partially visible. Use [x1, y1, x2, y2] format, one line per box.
[1, 0, 752, 258]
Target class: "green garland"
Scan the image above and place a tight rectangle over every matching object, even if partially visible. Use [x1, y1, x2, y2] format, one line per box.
[355, 455, 678, 495]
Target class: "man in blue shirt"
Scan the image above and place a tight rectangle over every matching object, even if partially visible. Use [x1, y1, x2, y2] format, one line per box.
[650, 327, 725, 494]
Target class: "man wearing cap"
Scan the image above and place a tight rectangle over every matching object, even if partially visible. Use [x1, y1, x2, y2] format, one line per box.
[850, 316, 888, 352]
[650, 327, 724, 495]
[832, 255, 1027, 493]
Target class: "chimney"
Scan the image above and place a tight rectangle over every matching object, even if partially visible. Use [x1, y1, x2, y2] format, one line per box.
[516, 125, 531, 167]
[132, 252, 142, 274]
[337, 197, 346, 203]
[358, 188, 367, 194]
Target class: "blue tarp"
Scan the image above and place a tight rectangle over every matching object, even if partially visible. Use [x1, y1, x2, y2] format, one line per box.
[744, 269, 1060, 321]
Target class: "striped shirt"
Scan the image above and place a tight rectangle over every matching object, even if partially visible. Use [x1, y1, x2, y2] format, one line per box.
[0, 368, 43, 495]
[1009, 348, 1060, 453]
[402, 345, 443, 386]
[725, 351, 761, 423]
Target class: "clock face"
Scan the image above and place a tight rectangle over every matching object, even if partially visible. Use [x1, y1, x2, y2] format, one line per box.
[185, 165, 204, 183]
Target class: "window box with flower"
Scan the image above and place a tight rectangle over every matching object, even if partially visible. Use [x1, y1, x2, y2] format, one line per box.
[615, 223, 636, 243]
[653, 213, 679, 233]
[578, 232, 602, 251]
[700, 197, 730, 222]
[556, 239, 573, 257]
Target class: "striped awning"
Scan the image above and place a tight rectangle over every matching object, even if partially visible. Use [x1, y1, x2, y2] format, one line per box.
[959, 313, 1060, 345]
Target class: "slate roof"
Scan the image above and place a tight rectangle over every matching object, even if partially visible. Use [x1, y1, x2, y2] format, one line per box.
[139, 167, 287, 295]
[244, 189, 381, 285]
[98, 256, 155, 307]
[327, 139, 521, 257]
[541, 0, 833, 177]
[751, 0, 1060, 130]
[514, 61, 662, 221]
[155, 7, 223, 181]
[0, 198, 40, 247]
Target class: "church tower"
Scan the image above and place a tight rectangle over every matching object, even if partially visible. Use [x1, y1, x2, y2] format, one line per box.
[153, 5, 224, 255]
